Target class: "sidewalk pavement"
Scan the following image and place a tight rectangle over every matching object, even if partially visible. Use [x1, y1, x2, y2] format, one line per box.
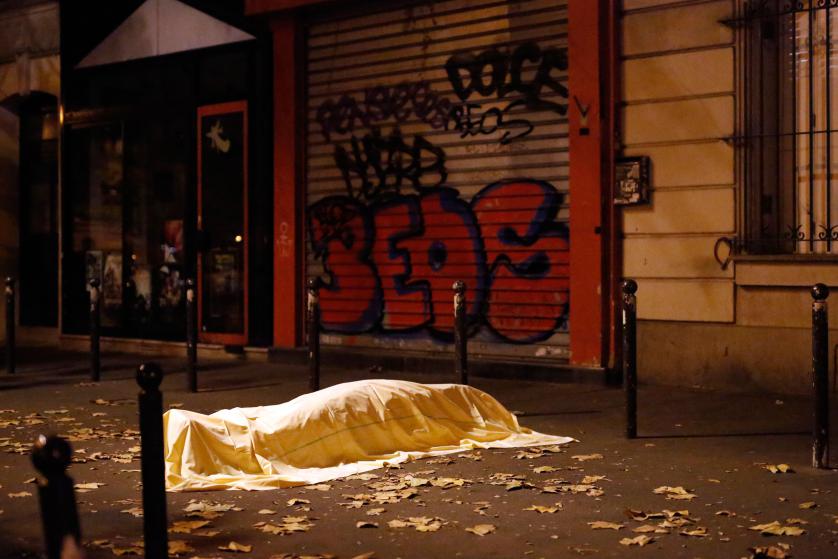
[0, 350, 836, 559]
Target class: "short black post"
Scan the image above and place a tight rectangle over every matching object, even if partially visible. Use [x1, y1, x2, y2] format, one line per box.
[137, 363, 168, 559]
[307, 278, 320, 392]
[811, 283, 830, 469]
[32, 435, 82, 559]
[90, 279, 101, 382]
[185, 278, 197, 393]
[5, 276, 14, 375]
[622, 279, 638, 439]
[453, 280, 468, 385]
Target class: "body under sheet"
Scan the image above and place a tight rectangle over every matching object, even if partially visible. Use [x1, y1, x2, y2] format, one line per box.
[164, 379, 574, 491]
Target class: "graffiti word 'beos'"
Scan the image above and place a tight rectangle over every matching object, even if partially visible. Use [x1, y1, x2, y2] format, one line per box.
[448, 100, 534, 145]
[335, 127, 447, 202]
[307, 180, 569, 344]
[316, 80, 452, 142]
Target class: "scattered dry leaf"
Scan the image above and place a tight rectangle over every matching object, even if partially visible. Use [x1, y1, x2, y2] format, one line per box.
[465, 524, 496, 536]
[653, 486, 697, 501]
[765, 464, 795, 474]
[749, 545, 791, 559]
[572, 454, 603, 462]
[588, 521, 623, 530]
[524, 504, 561, 514]
[218, 542, 252, 553]
[169, 520, 210, 534]
[619, 535, 653, 547]
[749, 521, 805, 536]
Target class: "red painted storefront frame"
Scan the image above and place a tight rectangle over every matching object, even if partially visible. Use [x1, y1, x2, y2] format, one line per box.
[196, 100, 250, 346]
[254, 0, 618, 369]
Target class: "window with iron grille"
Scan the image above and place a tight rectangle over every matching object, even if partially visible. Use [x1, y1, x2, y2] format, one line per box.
[739, 0, 838, 254]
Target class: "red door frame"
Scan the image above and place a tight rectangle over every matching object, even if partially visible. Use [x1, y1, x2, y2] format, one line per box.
[260, 1, 618, 369]
[196, 100, 250, 346]
[568, 0, 616, 368]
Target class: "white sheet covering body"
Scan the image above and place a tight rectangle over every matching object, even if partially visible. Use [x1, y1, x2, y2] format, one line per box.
[164, 379, 573, 491]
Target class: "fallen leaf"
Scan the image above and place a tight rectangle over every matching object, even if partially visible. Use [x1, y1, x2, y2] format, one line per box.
[286, 498, 310, 506]
[524, 504, 560, 514]
[388, 517, 444, 532]
[749, 545, 791, 559]
[619, 535, 653, 547]
[632, 525, 669, 534]
[356, 521, 378, 528]
[798, 501, 817, 509]
[653, 486, 697, 501]
[572, 454, 603, 462]
[580, 475, 606, 484]
[119, 507, 143, 518]
[587, 521, 623, 530]
[219, 541, 252, 553]
[345, 472, 379, 481]
[75, 482, 106, 492]
[533, 466, 560, 474]
[765, 464, 795, 474]
[465, 524, 496, 536]
[258, 509, 277, 515]
[749, 521, 806, 536]
[169, 520, 210, 534]
[8, 492, 31, 498]
[679, 527, 708, 537]
[366, 508, 386, 516]
[168, 540, 195, 556]
[305, 484, 331, 491]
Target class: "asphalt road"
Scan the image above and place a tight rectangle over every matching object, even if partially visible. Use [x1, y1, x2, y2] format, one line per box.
[0, 355, 836, 559]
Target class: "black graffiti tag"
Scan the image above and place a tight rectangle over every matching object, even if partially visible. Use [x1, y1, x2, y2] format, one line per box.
[317, 81, 453, 142]
[334, 127, 448, 202]
[445, 42, 569, 115]
[448, 99, 535, 144]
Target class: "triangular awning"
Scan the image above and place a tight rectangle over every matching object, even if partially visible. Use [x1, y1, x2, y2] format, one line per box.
[77, 0, 255, 68]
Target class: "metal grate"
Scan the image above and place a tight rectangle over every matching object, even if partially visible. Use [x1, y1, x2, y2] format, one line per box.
[736, 0, 838, 254]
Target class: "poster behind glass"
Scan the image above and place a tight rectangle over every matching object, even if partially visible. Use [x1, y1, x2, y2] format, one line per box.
[198, 103, 247, 342]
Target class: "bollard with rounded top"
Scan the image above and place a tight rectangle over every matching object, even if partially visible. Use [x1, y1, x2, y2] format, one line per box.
[90, 278, 101, 382]
[137, 363, 169, 559]
[622, 279, 638, 439]
[5, 276, 14, 375]
[811, 283, 830, 469]
[186, 278, 198, 393]
[32, 434, 82, 559]
[453, 281, 468, 385]
[308, 278, 321, 392]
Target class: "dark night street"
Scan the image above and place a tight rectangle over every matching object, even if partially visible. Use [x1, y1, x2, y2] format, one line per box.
[1, 352, 836, 559]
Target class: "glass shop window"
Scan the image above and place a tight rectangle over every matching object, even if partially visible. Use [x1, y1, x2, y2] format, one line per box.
[64, 117, 188, 338]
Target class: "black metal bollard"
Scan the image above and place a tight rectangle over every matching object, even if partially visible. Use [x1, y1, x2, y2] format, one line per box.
[32, 435, 82, 559]
[453, 281, 468, 385]
[90, 279, 101, 382]
[811, 283, 830, 469]
[5, 276, 14, 375]
[622, 279, 638, 439]
[137, 363, 169, 559]
[186, 278, 197, 393]
[308, 278, 320, 392]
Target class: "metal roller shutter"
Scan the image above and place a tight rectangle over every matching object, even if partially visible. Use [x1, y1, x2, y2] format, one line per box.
[305, 0, 570, 361]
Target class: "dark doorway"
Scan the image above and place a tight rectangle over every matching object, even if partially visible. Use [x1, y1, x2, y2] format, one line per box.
[19, 92, 58, 327]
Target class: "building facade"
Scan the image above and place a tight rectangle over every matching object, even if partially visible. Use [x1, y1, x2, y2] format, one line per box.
[1, 0, 832, 393]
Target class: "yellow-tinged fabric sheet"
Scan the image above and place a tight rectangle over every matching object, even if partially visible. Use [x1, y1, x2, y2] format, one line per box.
[164, 379, 574, 491]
